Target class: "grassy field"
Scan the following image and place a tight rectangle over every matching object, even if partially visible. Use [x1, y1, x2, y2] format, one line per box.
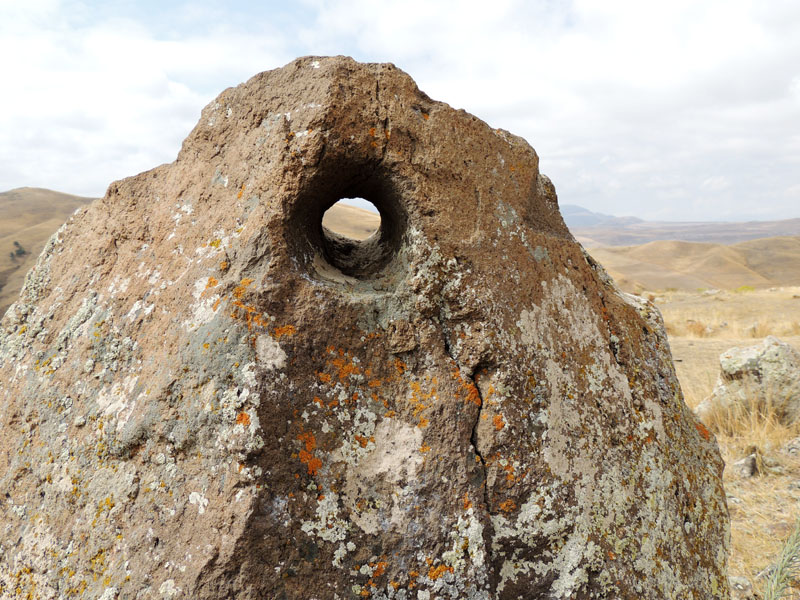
[651, 286, 800, 592]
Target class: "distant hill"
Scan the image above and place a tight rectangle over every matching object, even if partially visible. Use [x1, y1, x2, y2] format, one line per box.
[565, 205, 800, 246]
[0, 188, 93, 315]
[588, 236, 800, 292]
[322, 202, 380, 240]
[561, 204, 643, 228]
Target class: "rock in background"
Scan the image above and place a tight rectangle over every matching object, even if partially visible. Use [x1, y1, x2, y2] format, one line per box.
[697, 336, 800, 425]
[0, 57, 729, 599]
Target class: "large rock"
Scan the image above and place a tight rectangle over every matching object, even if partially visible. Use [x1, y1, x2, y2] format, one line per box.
[697, 336, 800, 425]
[0, 57, 729, 598]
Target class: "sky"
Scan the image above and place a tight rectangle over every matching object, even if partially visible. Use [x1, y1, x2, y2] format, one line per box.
[1, 0, 799, 222]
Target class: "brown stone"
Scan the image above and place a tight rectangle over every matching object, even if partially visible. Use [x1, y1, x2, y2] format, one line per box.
[0, 56, 729, 598]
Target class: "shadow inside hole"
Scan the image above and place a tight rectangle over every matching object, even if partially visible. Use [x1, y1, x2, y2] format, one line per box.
[290, 173, 409, 282]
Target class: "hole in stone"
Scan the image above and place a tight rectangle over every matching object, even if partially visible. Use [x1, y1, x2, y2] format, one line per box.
[289, 170, 408, 283]
[321, 198, 381, 241]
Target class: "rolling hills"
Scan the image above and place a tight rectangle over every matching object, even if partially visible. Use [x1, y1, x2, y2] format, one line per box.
[0, 187, 92, 315]
[587, 236, 800, 292]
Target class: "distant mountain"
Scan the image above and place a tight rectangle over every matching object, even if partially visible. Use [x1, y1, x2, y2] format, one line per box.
[561, 204, 643, 228]
[564, 204, 800, 246]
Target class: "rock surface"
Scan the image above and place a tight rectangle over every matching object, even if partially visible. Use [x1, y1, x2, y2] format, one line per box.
[728, 576, 756, 600]
[697, 335, 800, 425]
[0, 57, 729, 598]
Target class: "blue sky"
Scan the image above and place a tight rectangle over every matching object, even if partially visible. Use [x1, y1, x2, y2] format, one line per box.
[1, 0, 799, 221]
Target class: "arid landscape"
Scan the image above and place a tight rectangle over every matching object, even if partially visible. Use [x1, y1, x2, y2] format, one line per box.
[0, 188, 92, 315]
[2, 187, 799, 595]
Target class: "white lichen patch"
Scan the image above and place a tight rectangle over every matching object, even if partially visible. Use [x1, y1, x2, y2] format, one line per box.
[159, 578, 180, 598]
[106, 275, 130, 297]
[96, 375, 140, 432]
[441, 508, 488, 588]
[183, 277, 221, 331]
[255, 335, 287, 370]
[301, 492, 349, 543]
[188, 492, 209, 515]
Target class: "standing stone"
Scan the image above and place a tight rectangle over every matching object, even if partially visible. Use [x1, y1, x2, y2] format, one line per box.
[0, 56, 729, 599]
[696, 336, 800, 425]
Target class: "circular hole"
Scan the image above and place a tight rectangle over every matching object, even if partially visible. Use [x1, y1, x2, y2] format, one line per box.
[321, 198, 381, 241]
[288, 170, 408, 284]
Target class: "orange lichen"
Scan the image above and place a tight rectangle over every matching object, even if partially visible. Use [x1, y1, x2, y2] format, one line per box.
[608, 550, 617, 560]
[236, 412, 251, 426]
[219, 260, 229, 271]
[463, 493, 472, 511]
[331, 354, 360, 381]
[237, 184, 245, 199]
[408, 570, 419, 589]
[695, 421, 712, 441]
[272, 324, 296, 339]
[422, 113, 429, 120]
[230, 301, 270, 331]
[354, 435, 369, 448]
[428, 564, 453, 580]
[373, 561, 388, 577]
[232, 278, 254, 299]
[297, 431, 322, 476]
[408, 380, 436, 428]
[369, 127, 376, 137]
[499, 499, 517, 513]
[419, 444, 431, 453]
[493, 414, 506, 431]
[318, 372, 332, 384]
[394, 359, 406, 375]
[452, 370, 482, 406]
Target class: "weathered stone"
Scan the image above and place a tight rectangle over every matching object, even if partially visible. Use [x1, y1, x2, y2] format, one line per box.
[731, 453, 759, 479]
[0, 56, 729, 598]
[697, 336, 800, 425]
[728, 576, 756, 600]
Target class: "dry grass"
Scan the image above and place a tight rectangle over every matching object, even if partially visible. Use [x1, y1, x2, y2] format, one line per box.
[653, 286, 800, 595]
[714, 398, 800, 596]
[660, 287, 800, 339]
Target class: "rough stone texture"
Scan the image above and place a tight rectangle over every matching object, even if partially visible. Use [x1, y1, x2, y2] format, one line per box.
[697, 335, 800, 425]
[728, 576, 756, 600]
[0, 57, 729, 598]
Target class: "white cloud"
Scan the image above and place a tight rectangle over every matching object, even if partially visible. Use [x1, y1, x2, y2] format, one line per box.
[0, 0, 798, 221]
